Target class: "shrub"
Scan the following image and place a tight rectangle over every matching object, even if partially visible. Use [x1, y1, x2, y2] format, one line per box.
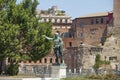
[105, 73, 119, 80]
[5, 63, 19, 76]
[88, 73, 120, 80]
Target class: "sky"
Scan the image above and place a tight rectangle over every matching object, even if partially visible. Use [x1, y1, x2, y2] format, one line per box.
[37, 0, 113, 19]
[17, 0, 113, 19]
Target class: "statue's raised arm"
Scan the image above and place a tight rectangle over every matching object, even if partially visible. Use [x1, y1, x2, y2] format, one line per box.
[42, 35, 53, 40]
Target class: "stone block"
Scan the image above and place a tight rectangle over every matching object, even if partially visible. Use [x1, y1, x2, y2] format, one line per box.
[51, 63, 67, 79]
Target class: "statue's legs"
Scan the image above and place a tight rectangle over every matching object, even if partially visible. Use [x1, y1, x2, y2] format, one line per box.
[59, 47, 63, 63]
[54, 47, 63, 64]
[54, 48, 59, 64]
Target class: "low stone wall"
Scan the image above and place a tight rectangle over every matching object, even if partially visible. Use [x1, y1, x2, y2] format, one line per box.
[0, 78, 59, 80]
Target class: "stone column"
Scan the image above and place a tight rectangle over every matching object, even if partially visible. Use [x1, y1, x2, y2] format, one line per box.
[113, 0, 120, 27]
[112, 0, 120, 37]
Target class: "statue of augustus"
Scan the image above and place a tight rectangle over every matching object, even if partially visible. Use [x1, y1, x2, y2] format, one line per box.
[43, 31, 63, 65]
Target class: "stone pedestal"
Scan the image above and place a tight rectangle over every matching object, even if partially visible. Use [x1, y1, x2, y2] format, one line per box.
[59, 64, 67, 78]
[51, 65, 60, 78]
[51, 63, 67, 79]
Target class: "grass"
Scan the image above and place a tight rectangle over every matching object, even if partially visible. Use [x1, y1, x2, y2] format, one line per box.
[0, 74, 40, 78]
[61, 74, 120, 80]
[61, 76, 98, 80]
[1, 74, 120, 80]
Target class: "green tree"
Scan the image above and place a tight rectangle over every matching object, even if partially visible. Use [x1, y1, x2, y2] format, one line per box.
[0, 0, 52, 75]
[93, 54, 101, 74]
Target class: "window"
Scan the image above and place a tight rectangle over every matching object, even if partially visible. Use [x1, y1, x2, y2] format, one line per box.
[23, 61, 26, 63]
[109, 56, 117, 61]
[29, 60, 31, 63]
[50, 58, 53, 63]
[39, 59, 41, 63]
[19, 60, 22, 63]
[67, 19, 71, 23]
[80, 22, 84, 27]
[8, 58, 10, 63]
[57, 19, 60, 23]
[46, 18, 49, 22]
[62, 19, 65, 23]
[51, 19, 55, 23]
[69, 42, 72, 47]
[101, 18, 104, 23]
[34, 61, 37, 63]
[90, 28, 98, 34]
[44, 58, 47, 63]
[91, 19, 94, 24]
[96, 19, 99, 24]
[69, 34, 72, 38]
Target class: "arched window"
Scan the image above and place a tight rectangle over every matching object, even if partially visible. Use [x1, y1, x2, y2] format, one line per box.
[39, 18, 44, 22]
[39, 59, 41, 63]
[46, 18, 49, 22]
[69, 42, 72, 47]
[50, 58, 53, 63]
[44, 58, 47, 63]
[57, 19, 60, 23]
[51, 19, 55, 23]
[67, 19, 71, 23]
[62, 19, 65, 23]
[8, 58, 10, 63]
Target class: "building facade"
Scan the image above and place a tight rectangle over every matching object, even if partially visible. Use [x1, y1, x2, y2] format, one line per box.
[38, 6, 72, 34]
[63, 12, 113, 72]
[64, 12, 111, 48]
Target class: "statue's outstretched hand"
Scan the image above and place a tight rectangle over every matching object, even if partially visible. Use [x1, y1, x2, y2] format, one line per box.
[42, 35, 53, 40]
[42, 35, 45, 37]
[42, 35, 46, 37]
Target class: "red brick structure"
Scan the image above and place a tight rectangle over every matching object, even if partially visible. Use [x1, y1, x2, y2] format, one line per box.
[63, 12, 114, 72]
[63, 12, 113, 49]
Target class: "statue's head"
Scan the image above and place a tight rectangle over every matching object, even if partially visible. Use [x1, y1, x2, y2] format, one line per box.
[55, 32, 59, 36]
[54, 32, 59, 38]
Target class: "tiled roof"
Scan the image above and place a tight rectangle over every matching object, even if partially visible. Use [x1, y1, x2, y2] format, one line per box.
[79, 12, 112, 18]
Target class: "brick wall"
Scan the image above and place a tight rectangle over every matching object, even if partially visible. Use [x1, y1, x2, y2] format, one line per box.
[71, 15, 108, 46]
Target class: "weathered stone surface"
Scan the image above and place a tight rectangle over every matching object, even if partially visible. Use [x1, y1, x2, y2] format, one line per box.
[112, 27, 120, 37]
[113, 0, 120, 27]
[51, 64, 67, 78]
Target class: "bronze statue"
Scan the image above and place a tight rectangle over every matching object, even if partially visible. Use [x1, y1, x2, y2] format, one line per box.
[43, 31, 63, 65]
